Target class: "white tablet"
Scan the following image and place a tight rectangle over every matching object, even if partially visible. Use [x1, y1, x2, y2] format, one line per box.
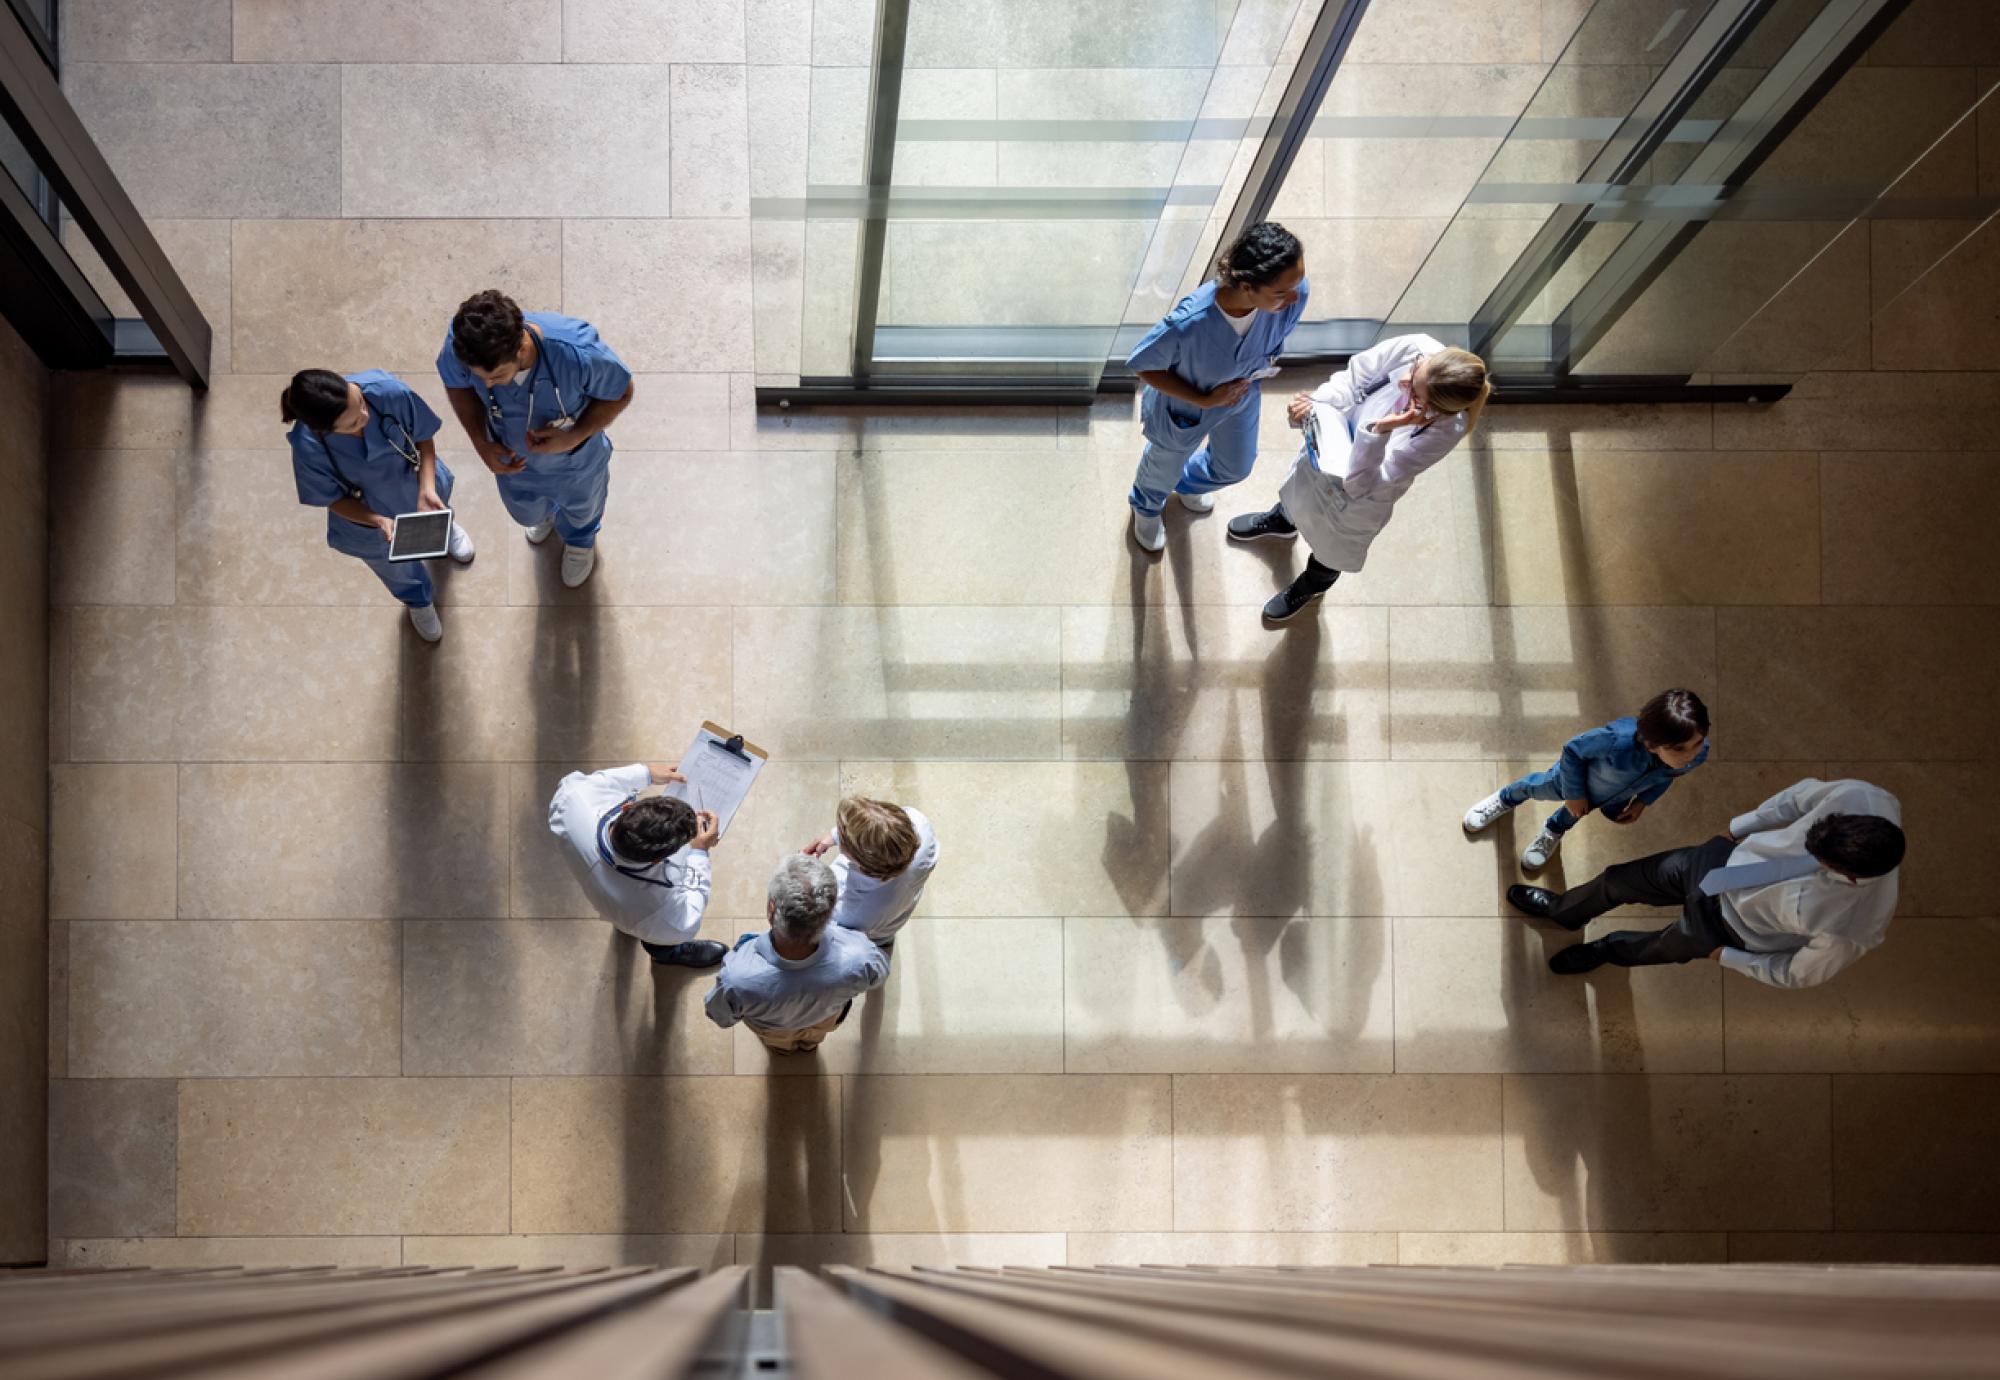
[389, 509, 453, 562]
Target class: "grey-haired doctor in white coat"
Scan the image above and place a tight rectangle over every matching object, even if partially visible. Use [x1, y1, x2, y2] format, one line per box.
[1227, 334, 1491, 624]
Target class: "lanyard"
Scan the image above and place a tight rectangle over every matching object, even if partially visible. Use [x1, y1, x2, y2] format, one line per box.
[595, 802, 678, 890]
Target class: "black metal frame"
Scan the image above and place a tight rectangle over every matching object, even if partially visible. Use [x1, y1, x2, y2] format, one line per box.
[847, 0, 911, 380]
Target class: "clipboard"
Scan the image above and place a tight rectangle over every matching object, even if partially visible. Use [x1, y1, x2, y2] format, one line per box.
[658, 720, 766, 839]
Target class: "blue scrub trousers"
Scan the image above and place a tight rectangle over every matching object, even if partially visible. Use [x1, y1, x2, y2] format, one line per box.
[498, 439, 613, 548]
[1500, 768, 1642, 837]
[360, 555, 434, 609]
[1128, 388, 1262, 517]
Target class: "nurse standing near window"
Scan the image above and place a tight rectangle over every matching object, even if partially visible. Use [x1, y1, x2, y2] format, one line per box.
[437, 289, 635, 589]
[1125, 221, 1309, 554]
[282, 367, 473, 643]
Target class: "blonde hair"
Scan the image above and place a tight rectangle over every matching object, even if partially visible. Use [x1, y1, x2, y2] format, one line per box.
[1425, 347, 1491, 431]
[836, 796, 919, 880]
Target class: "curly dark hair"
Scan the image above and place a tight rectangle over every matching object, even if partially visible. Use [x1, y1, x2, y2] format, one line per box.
[450, 289, 527, 371]
[1215, 221, 1303, 290]
[609, 796, 698, 864]
[1805, 812, 1905, 879]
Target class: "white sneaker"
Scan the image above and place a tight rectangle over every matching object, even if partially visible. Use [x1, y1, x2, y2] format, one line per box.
[1521, 825, 1562, 871]
[524, 516, 557, 545]
[1179, 489, 1216, 513]
[408, 603, 442, 642]
[1131, 511, 1165, 553]
[561, 544, 597, 588]
[1463, 790, 1512, 833]
[447, 520, 475, 564]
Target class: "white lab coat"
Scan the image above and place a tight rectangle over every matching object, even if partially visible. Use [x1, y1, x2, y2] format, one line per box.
[548, 764, 711, 946]
[1278, 333, 1470, 572]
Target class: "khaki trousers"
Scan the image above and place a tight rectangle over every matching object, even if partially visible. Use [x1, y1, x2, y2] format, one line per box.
[749, 1000, 852, 1053]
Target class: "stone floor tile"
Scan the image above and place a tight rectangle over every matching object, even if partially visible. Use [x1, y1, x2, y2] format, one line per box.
[70, 920, 401, 1077]
[179, 763, 509, 918]
[838, 761, 1171, 917]
[179, 1078, 510, 1235]
[741, 394, 1059, 454]
[1503, 1074, 1832, 1231]
[1832, 1075, 2000, 1230]
[738, 918, 1064, 1076]
[62, 0, 231, 60]
[563, 220, 754, 370]
[71, 605, 403, 762]
[50, 764, 177, 920]
[231, 220, 561, 375]
[58, 1236, 404, 1268]
[1822, 452, 2000, 605]
[65, 219, 234, 373]
[1715, 371, 2000, 451]
[1064, 916, 1393, 1074]
[1060, 604, 1389, 761]
[55, 373, 308, 453]
[48, 1079, 178, 1238]
[1064, 1232, 1397, 1267]
[1393, 916, 1724, 1073]
[842, 1074, 1172, 1232]
[732, 606, 1061, 761]
[342, 66, 672, 217]
[403, 919, 733, 1075]
[49, 450, 176, 607]
[737, 1233, 1066, 1305]
[1825, 761, 1992, 918]
[404, 1234, 732, 1268]
[235, 0, 561, 61]
[564, 0, 747, 61]
[48, 921, 67, 1078]
[598, 376, 739, 452]
[511, 1075, 841, 1233]
[1389, 605, 1718, 761]
[1726, 1232, 2000, 1264]
[670, 65, 751, 218]
[64, 63, 341, 218]
[747, 0, 812, 64]
[48, 607, 71, 764]
[1396, 1232, 1727, 1266]
[1173, 1074, 1504, 1231]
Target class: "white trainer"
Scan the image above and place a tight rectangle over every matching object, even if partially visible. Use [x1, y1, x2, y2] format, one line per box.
[525, 516, 557, 545]
[1521, 825, 1563, 871]
[561, 543, 597, 588]
[447, 520, 475, 564]
[408, 603, 443, 643]
[1463, 790, 1513, 833]
[1179, 489, 1216, 513]
[1131, 511, 1165, 553]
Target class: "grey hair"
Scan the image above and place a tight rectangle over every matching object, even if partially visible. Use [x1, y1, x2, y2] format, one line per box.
[768, 854, 837, 942]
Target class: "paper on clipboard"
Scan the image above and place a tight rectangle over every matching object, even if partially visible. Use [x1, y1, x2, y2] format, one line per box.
[658, 721, 766, 839]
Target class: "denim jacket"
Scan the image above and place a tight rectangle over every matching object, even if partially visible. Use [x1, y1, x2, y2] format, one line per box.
[1528, 715, 1708, 809]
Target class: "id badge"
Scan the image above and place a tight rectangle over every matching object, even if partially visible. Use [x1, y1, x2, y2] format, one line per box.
[1302, 411, 1323, 471]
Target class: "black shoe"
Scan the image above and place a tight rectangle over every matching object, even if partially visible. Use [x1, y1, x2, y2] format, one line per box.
[1262, 574, 1327, 623]
[1549, 943, 1607, 976]
[647, 939, 727, 968]
[1506, 884, 1560, 919]
[1227, 507, 1298, 542]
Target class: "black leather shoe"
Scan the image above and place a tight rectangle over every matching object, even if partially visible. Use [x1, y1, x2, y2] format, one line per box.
[1506, 884, 1559, 919]
[1548, 943, 1608, 976]
[1227, 507, 1298, 542]
[1262, 574, 1329, 624]
[649, 940, 727, 968]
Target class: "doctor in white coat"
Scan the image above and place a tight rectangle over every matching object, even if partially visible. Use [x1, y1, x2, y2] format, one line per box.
[1227, 334, 1490, 623]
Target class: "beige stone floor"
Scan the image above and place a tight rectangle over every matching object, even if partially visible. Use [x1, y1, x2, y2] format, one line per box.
[41, 0, 2000, 1288]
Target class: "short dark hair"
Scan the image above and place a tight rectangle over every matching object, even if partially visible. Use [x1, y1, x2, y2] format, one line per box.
[1215, 221, 1303, 290]
[450, 289, 526, 370]
[280, 368, 349, 430]
[609, 796, 697, 864]
[1636, 688, 1709, 750]
[1806, 813, 1905, 878]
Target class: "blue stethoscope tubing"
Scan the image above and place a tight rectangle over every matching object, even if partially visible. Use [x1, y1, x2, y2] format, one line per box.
[596, 801, 680, 890]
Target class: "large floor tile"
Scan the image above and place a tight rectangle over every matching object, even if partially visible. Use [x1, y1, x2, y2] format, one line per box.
[1727, 1232, 2000, 1264]
[403, 1234, 733, 1268]
[565, 0, 747, 61]
[50, 764, 177, 920]
[57, 1236, 403, 1268]
[1822, 452, 2000, 605]
[179, 763, 509, 918]
[511, 1076, 842, 1233]
[838, 761, 1171, 917]
[62, 0, 231, 60]
[1168, 760, 1503, 918]
[64, 63, 341, 217]
[48, 1080, 177, 1238]
[399, 606, 731, 762]
[504, 453, 835, 606]
[1173, 1074, 1504, 1231]
[72, 606, 403, 762]
[48, 920, 67, 1078]
[403, 920, 733, 1075]
[670, 66, 751, 218]
[342, 66, 672, 217]
[231, 220, 561, 375]
[1503, 1074, 1832, 1231]
[49, 450, 176, 607]
[234, 0, 561, 61]
[1716, 607, 2000, 760]
[733, 606, 1061, 761]
[740, 395, 1060, 454]
[1826, 761, 1993, 917]
[1832, 1075, 2000, 1230]
[179, 1078, 510, 1235]
[593, 375, 742, 452]
[1060, 604, 1390, 761]
[738, 1233, 1066, 1306]
[1064, 1232, 1397, 1267]
[739, 918, 1065, 1076]
[1064, 916, 1393, 1074]
[1393, 916, 1724, 1073]
[1716, 371, 2000, 451]
[563, 220, 755, 370]
[1397, 1232, 1726, 1265]
[69, 920, 401, 1077]
[57, 373, 335, 453]
[842, 1074, 1172, 1232]
[1389, 605, 1718, 761]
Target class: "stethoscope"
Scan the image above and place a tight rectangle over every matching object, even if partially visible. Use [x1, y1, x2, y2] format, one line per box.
[482, 332, 576, 440]
[595, 800, 682, 891]
[314, 407, 422, 499]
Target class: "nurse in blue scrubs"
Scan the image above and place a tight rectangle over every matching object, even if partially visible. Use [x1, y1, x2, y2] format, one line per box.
[436, 289, 635, 589]
[282, 367, 473, 643]
[1126, 221, 1309, 553]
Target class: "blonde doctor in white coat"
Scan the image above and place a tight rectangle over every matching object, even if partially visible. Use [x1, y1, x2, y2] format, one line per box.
[1227, 334, 1490, 623]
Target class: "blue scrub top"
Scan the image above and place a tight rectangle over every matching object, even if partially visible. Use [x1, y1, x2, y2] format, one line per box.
[289, 369, 449, 559]
[1126, 279, 1310, 419]
[435, 311, 632, 471]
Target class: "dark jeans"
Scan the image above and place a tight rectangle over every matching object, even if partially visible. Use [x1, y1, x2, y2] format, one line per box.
[1551, 835, 1744, 966]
